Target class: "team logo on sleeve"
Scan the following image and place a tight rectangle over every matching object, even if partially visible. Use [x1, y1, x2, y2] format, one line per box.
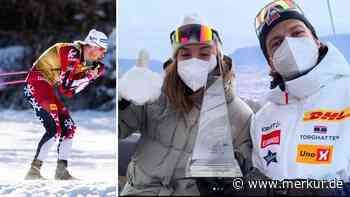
[296, 144, 333, 164]
[261, 130, 281, 148]
[303, 108, 350, 122]
[68, 49, 79, 61]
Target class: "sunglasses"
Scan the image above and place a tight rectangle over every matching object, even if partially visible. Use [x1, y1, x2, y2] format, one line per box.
[255, 0, 304, 37]
[170, 24, 222, 45]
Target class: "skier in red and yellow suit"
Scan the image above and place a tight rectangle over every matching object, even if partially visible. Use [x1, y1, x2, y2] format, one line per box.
[24, 29, 108, 180]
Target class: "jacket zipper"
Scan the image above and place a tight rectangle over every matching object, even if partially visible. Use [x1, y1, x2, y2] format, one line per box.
[283, 99, 303, 178]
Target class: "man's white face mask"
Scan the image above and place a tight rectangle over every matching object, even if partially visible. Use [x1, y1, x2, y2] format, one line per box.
[272, 37, 319, 80]
[177, 55, 217, 91]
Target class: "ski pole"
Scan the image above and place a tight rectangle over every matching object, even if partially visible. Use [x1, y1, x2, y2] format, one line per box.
[0, 64, 100, 77]
[0, 71, 28, 77]
[0, 79, 26, 86]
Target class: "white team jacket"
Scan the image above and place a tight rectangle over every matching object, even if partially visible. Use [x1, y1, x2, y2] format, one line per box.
[251, 42, 350, 181]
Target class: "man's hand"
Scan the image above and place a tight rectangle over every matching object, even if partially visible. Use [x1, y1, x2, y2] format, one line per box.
[89, 66, 100, 79]
[87, 65, 102, 80]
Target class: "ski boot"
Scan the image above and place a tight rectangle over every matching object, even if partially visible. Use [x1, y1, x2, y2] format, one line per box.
[55, 160, 78, 180]
[25, 159, 46, 180]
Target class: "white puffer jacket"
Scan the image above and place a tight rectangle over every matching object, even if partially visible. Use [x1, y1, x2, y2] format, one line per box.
[251, 42, 350, 181]
[119, 73, 253, 195]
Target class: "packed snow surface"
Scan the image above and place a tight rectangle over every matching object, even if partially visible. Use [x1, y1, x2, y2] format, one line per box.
[0, 110, 116, 197]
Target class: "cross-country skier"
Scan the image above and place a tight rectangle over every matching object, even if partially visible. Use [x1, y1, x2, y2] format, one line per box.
[24, 29, 108, 180]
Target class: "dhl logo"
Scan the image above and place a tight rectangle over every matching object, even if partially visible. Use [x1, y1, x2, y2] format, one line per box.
[303, 108, 350, 122]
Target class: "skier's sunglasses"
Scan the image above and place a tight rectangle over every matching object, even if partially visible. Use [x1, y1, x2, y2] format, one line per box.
[255, 0, 304, 37]
[170, 24, 222, 45]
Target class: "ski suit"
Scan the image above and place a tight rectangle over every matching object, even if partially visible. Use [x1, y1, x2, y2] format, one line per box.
[24, 43, 103, 161]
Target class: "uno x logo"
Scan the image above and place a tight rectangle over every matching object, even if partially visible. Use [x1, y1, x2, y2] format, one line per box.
[317, 149, 330, 161]
[296, 144, 333, 164]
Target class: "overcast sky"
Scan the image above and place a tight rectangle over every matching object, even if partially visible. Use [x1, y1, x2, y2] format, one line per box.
[119, 0, 350, 60]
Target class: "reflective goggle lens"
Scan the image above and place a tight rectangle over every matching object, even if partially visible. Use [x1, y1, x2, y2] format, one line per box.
[171, 24, 218, 45]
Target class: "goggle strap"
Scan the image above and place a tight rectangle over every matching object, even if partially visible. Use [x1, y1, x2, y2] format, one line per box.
[175, 29, 180, 43]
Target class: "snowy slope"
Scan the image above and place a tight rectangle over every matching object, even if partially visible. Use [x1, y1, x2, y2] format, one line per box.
[0, 110, 116, 197]
[234, 64, 270, 102]
[0, 181, 115, 197]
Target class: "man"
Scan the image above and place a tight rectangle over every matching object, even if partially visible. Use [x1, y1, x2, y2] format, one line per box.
[251, 0, 350, 194]
[24, 29, 108, 180]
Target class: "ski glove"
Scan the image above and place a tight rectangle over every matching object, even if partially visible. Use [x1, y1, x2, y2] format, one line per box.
[118, 65, 163, 106]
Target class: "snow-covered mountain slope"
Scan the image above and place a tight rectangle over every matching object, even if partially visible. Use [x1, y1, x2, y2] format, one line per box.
[0, 181, 116, 197]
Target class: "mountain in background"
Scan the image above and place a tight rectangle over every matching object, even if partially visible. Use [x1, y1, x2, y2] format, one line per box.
[118, 33, 350, 74]
[118, 58, 164, 75]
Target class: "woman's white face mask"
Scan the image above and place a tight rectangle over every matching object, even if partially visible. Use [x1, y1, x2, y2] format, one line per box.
[177, 55, 217, 91]
[272, 37, 319, 80]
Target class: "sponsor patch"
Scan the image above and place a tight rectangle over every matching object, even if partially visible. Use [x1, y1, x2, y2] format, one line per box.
[299, 134, 339, 141]
[261, 130, 281, 148]
[50, 104, 58, 111]
[304, 108, 350, 122]
[296, 144, 333, 164]
[67, 49, 79, 61]
[261, 121, 281, 132]
[264, 150, 277, 166]
[314, 125, 327, 134]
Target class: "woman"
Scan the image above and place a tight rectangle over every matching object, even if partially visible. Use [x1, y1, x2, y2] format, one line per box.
[118, 16, 253, 195]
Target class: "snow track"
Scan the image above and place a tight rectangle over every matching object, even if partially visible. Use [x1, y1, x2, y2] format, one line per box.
[0, 110, 116, 196]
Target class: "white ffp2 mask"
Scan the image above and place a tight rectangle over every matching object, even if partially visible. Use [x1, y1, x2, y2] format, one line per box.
[177, 55, 217, 91]
[272, 37, 319, 80]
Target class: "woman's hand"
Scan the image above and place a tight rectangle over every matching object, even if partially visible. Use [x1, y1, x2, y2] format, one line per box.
[118, 49, 163, 105]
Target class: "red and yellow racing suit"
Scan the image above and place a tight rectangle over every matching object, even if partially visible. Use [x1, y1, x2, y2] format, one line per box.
[24, 43, 104, 161]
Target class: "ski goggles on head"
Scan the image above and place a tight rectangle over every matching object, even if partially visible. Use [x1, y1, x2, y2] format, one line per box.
[255, 0, 304, 37]
[170, 24, 222, 46]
